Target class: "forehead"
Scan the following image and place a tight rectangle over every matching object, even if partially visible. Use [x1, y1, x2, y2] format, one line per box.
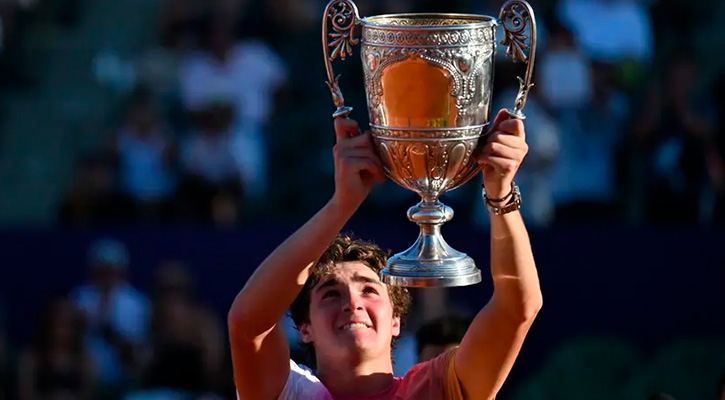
[314, 261, 382, 288]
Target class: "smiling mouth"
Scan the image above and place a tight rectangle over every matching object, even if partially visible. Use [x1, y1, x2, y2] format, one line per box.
[340, 322, 372, 330]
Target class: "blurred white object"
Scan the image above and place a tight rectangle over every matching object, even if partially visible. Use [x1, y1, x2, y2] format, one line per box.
[178, 38, 288, 202]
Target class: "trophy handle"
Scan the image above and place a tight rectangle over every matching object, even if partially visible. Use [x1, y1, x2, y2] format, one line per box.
[498, 0, 537, 120]
[322, 0, 361, 119]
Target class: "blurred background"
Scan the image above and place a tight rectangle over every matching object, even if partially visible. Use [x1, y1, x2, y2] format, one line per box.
[0, 0, 724, 399]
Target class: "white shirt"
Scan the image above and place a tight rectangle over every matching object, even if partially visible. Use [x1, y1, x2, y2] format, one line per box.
[235, 360, 332, 400]
[178, 40, 287, 124]
[277, 360, 334, 400]
[71, 283, 150, 384]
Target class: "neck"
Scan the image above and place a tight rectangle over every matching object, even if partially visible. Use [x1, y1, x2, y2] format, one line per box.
[316, 355, 395, 397]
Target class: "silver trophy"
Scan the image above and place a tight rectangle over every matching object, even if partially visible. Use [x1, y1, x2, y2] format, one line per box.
[322, 0, 537, 287]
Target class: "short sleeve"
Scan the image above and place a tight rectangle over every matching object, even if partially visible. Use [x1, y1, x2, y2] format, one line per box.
[396, 347, 464, 400]
[277, 360, 332, 400]
[444, 348, 464, 400]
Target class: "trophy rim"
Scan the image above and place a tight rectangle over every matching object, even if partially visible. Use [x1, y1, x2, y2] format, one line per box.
[361, 13, 498, 30]
[369, 123, 488, 132]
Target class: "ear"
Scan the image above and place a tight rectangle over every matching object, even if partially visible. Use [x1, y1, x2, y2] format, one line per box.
[298, 323, 314, 344]
[391, 315, 401, 337]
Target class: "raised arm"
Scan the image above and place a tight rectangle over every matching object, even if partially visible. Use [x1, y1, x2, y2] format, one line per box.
[227, 118, 384, 400]
[454, 110, 543, 400]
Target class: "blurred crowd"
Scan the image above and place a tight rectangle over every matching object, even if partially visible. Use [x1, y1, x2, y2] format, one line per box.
[0, 237, 723, 400]
[1, 0, 724, 228]
[0, 237, 492, 400]
[1, 0, 725, 397]
[5, 238, 233, 400]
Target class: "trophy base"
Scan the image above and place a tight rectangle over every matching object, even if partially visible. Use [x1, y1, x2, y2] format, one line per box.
[380, 200, 482, 288]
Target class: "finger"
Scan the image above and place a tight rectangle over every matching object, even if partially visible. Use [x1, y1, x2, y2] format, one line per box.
[337, 147, 382, 165]
[496, 118, 526, 139]
[344, 131, 376, 148]
[478, 155, 519, 173]
[335, 131, 375, 151]
[334, 118, 361, 143]
[346, 156, 385, 181]
[489, 109, 511, 133]
[481, 141, 524, 161]
[486, 132, 528, 151]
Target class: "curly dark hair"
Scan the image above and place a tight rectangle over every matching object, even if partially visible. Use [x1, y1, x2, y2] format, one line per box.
[289, 233, 412, 365]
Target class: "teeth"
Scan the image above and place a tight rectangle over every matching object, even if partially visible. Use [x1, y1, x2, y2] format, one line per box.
[342, 323, 370, 330]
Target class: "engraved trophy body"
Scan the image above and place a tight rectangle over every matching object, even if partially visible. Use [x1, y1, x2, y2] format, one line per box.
[322, 0, 537, 287]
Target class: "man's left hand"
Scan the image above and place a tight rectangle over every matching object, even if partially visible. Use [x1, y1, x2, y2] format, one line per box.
[477, 109, 529, 199]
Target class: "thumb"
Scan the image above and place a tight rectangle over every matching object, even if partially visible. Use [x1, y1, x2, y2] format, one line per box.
[334, 117, 360, 143]
[489, 108, 510, 133]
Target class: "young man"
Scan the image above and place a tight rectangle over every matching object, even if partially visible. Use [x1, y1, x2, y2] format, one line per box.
[228, 109, 543, 400]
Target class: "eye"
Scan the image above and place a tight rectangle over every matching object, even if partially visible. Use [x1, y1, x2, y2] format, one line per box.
[362, 286, 379, 295]
[322, 290, 339, 300]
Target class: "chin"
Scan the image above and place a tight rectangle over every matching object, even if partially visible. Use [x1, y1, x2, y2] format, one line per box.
[336, 334, 378, 352]
[341, 327, 377, 340]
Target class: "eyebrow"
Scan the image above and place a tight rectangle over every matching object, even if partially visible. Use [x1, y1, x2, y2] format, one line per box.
[351, 274, 382, 286]
[315, 278, 341, 292]
[314, 274, 383, 293]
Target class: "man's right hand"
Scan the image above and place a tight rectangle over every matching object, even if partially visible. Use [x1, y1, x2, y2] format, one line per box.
[331, 118, 385, 212]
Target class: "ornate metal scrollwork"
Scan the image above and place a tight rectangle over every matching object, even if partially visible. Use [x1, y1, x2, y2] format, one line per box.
[322, 0, 361, 118]
[499, 0, 537, 119]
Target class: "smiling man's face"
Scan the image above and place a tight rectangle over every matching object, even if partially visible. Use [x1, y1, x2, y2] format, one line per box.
[299, 261, 401, 364]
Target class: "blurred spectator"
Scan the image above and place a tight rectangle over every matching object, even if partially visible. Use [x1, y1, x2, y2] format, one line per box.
[58, 154, 137, 226]
[70, 239, 150, 391]
[112, 87, 178, 221]
[552, 61, 629, 223]
[632, 55, 717, 224]
[719, 372, 725, 400]
[127, 261, 224, 399]
[415, 315, 472, 363]
[393, 311, 472, 377]
[538, 22, 592, 112]
[557, 0, 653, 93]
[144, 0, 204, 77]
[177, 101, 243, 225]
[18, 294, 97, 400]
[134, 0, 207, 126]
[177, 14, 287, 205]
[557, 0, 653, 64]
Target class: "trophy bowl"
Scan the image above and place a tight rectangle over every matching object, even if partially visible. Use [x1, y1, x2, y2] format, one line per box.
[322, 0, 537, 287]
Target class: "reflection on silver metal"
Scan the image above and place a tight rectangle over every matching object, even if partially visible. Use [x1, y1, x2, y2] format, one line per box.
[321, 0, 537, 287]
[379, 200, 482, 287]
[499, 0, 537, 120]
[322, 0, 361, 118]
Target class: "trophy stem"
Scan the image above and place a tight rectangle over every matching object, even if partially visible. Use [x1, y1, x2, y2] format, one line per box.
[380, 198, 482, 288]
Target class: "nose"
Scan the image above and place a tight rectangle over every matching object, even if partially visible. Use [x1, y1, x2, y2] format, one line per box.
[342, 289, 364, 313]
